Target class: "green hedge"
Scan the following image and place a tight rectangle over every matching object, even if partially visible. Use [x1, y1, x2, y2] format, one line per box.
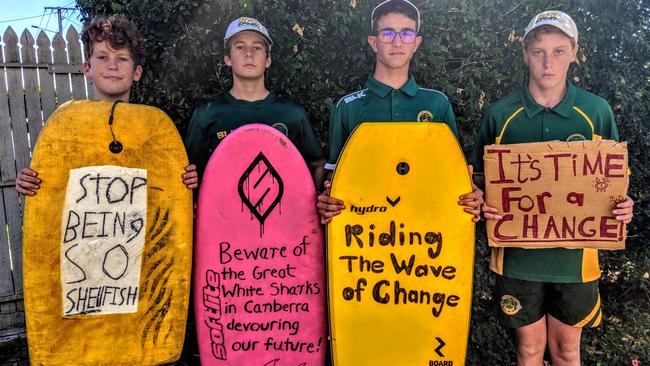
[77, 0, 650, 364]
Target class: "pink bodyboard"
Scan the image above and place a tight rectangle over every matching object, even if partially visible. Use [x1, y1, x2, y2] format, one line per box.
[194, 124, 326, 366]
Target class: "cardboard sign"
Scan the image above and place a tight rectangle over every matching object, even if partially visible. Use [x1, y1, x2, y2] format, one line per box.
[60, 165, 147, 316]
[484, 140, 628, 249]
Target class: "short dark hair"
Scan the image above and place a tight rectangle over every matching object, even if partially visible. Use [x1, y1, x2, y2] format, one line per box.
[523, 24, 577, 50]
[372, 2, 419, 33]
[81, 15, 145, 67]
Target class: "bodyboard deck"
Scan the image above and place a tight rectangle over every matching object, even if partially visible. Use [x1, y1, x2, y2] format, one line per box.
[193, 124, 326, 366]
[328, 122, 474, 366]
[23, 100, 193, 365]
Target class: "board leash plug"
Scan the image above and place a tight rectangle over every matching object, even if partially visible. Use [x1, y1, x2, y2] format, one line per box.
[396, 161, 410, 175]
[108, 100, 124, 154]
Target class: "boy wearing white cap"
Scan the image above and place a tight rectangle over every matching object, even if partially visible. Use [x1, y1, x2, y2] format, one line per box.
[184, 17, 325, 187]
[470, 10, 634, 365]
[317, 0, 483, 224]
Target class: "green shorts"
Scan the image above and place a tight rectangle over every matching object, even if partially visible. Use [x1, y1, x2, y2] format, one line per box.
[494, 275, 602, 328]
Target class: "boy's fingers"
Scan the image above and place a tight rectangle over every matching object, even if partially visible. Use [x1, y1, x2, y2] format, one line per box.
[483, 212, 503, 220]
[21, 168, 38, 177]
[19, 174, 41, 184]
[16, 186, 35, 196]
[20, 181, 40, 190]
[616, 197, 634, 208]
[459, 199, 482, 208]
[317, 202, 344, 212]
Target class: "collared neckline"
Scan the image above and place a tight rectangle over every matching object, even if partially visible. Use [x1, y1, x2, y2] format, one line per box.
[366, 74, 419, 98]
[521, 80, 576, 118]
[225, 91, 276, 107]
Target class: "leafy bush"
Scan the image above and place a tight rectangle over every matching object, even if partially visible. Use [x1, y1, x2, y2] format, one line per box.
[76, 1, 650, 364]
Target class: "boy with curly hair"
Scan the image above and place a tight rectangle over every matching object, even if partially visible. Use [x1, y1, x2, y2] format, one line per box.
[15, 14, 197, 195]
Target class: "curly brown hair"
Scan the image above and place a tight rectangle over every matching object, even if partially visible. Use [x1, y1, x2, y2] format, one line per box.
[81, 15, 145, 67]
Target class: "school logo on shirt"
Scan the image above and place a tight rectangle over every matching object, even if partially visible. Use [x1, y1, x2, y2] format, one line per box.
[216, 130, 229, 140]
[272, 123, 289, 136]
[343, 90, 366, 104]
[566, 133, 587, 141]
[417, 110, 434, 122]
[500, 295, 522, 316]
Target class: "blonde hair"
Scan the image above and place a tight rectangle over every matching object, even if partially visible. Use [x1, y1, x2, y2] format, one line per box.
[523, 25, 576, 50]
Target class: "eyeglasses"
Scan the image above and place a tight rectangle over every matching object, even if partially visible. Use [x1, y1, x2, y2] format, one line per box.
[377, 29, 417, 44]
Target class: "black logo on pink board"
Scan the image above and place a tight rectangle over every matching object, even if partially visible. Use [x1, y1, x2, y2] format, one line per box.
[238, 152, 284, 236]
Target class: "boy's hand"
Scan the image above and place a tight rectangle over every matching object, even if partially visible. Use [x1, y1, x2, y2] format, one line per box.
[317, 180, 345, 224]
[613, 195, 634, 224]
[459, 165, 483, 222]
[182, 164, 198, 189]
[480, 194, 634, 223]
[481, 202, 503, 220]
[16, 168, 40, 196]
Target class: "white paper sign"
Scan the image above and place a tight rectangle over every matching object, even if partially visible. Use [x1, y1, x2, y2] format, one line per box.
[60, 165, 147, 316]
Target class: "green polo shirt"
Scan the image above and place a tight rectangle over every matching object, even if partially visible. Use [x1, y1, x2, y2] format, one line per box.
[184, 92, 323, 180]
[470, 81, 620, 283]
[326, 74, 458, 169]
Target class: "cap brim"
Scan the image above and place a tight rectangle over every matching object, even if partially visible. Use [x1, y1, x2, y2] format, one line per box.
[224, 29, 273, 47]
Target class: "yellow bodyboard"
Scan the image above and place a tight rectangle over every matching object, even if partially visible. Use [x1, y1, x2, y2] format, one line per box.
[23, 100, 193, 365]
[328, 122, 474, 365]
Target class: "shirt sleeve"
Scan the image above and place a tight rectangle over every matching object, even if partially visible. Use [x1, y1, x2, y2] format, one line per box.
[184, 107, 210, 179]
[469, 106, 497, 174]
[442, 101, 459, 140]
[326, 101, 347, 170]
[600, 103, 620, 142]
[297, 109, 324, 163]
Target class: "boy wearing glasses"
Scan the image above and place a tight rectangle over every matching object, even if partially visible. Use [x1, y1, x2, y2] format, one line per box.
[184, 17, 325, 188]
[318, 0, 483, 223]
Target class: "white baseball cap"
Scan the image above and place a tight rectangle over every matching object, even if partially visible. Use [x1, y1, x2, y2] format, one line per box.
[524, 10, 578, 43]
[224, 17, 273, 50]
[371, 0, 420, 32]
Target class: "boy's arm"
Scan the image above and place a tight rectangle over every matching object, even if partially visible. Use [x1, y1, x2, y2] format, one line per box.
[471, 107, 503, 220]
[318, 100, 348, 224]
[309, 159, 326, 192]
[325, 102, 347, 171]
[601, 103, 620, 142]
[183, 108, 210, 183]
[459, 165, 483, 222]
[442, 101, 460, 139]
[297, 109, 326, 191]
[469, 105, 498, 189]
[442, 100, 482, 221]
[600, 102, 633, 223]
